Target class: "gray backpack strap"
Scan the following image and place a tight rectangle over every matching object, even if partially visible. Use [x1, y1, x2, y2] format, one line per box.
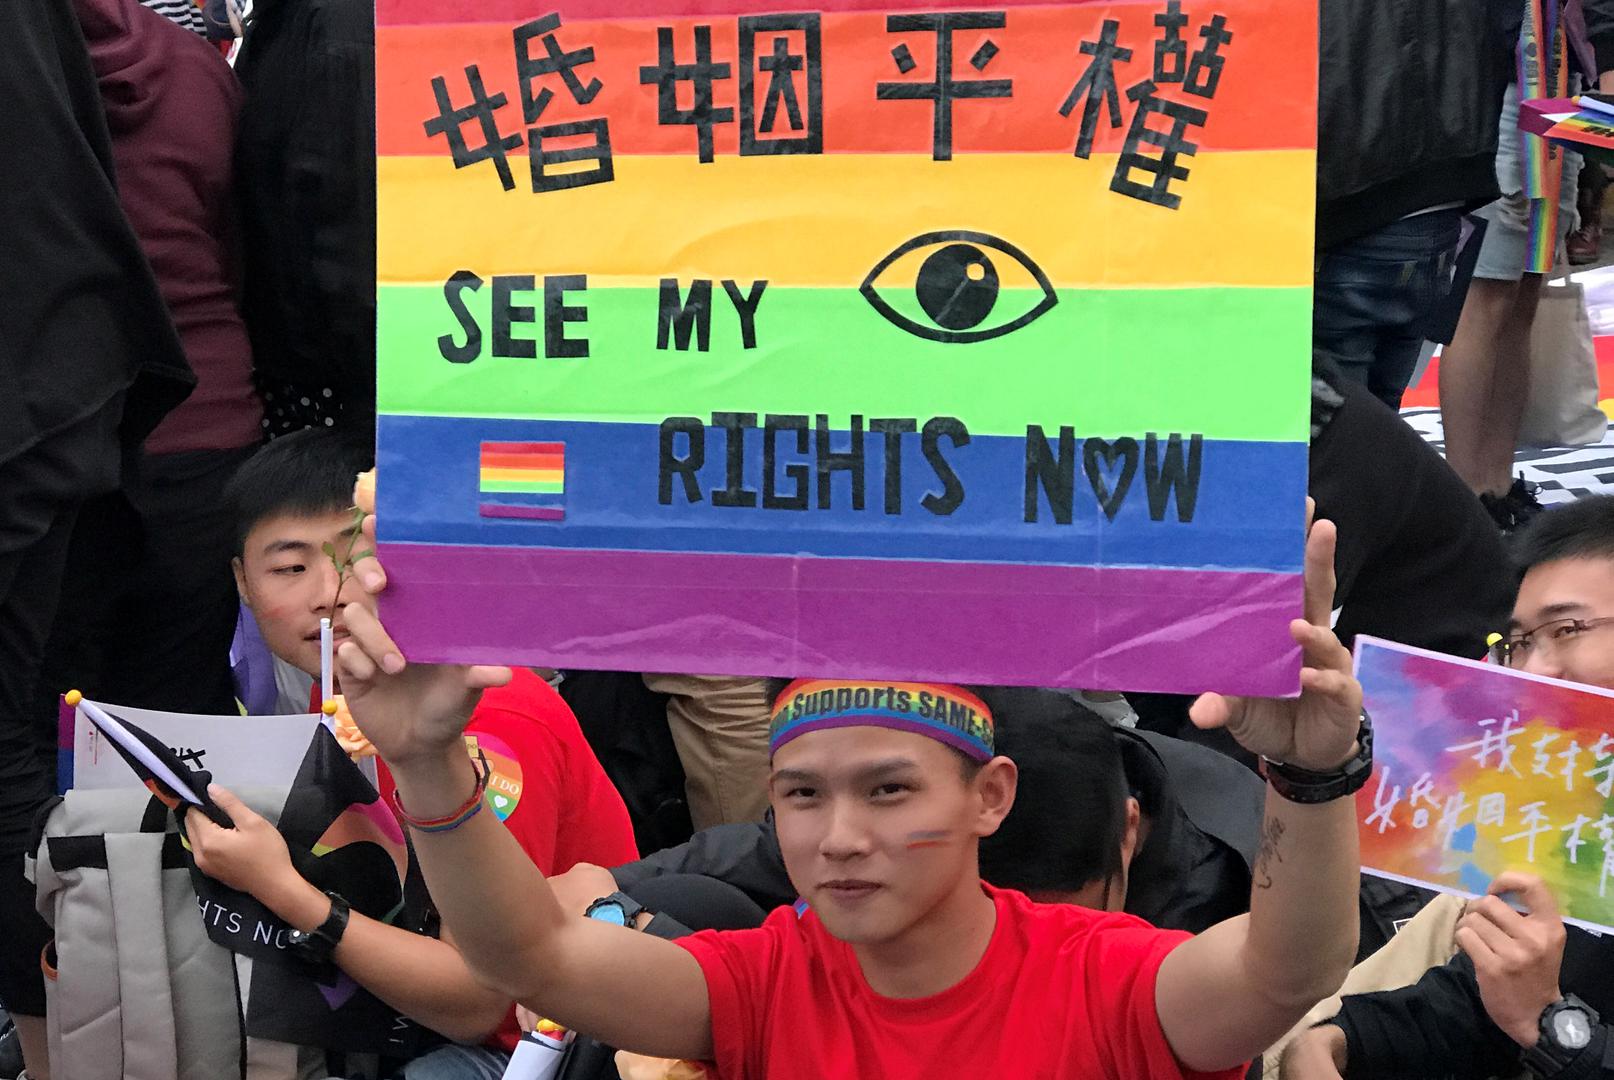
[106, 830, 185, 1079]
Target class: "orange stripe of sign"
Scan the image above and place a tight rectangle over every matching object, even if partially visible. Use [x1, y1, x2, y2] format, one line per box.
[377, 5, 1314, 157]
[480, 453, 565, 469]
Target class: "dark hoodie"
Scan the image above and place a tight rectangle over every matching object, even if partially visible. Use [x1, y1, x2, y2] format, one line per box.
[75, 0, 261, 455]
[0, 0, 190, 482]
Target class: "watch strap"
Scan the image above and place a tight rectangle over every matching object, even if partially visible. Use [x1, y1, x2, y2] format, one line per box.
[642, 911, 693, 940]
[1262, 712, 1375, 804]
[290, 891, 350, 966]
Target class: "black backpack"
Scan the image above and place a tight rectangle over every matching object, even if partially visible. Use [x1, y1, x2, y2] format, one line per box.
[234, 0, 376, 418]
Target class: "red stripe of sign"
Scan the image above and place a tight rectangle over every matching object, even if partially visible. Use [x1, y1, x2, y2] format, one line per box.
[481, 442, 566, 455]
[377, 4, 1314, 156]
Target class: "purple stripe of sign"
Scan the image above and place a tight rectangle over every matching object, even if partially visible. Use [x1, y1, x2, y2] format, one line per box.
[378, 543, 1303, 696]
[479, 504, 566, 521]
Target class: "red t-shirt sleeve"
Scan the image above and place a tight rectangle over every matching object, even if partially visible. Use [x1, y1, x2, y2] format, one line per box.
[1079, 922, 1247, 1080]
[676, 919, 785, 1080]
[471, 704, 566, 874]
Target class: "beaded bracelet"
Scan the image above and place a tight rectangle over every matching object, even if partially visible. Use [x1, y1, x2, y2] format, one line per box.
[391, 748, 491, 833]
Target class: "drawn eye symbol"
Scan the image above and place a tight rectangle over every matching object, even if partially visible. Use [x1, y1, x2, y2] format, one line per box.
[858, 230, 1058, 344]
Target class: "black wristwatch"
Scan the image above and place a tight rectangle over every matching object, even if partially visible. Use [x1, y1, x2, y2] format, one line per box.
[1523, 995, 1600, 1078]
[584, 891, 648, 928]
[1262, 711, 1375, 804]
[286, 891, 350, 967]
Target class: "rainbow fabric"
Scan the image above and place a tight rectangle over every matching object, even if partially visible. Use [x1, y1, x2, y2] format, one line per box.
[374, 0, 1315, 695]
[1355, 637, 1614, 936]
[1519, 0, 1569, 274]
[479, 441, 566, 520]
[769, 679, 995, 761]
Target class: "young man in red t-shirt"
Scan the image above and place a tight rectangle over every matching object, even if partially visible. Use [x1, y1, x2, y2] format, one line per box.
[181, 430, 638, 1076]
[329, 486, 1370, 1079]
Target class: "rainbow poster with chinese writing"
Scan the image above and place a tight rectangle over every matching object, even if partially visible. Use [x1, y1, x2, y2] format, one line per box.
[375, 0, 1316, 693]
[1355, 637, 1614, 935]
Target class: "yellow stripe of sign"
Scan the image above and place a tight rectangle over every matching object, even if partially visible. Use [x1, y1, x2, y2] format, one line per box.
[479, 467, 564, 481]
[377, 150, 1314, 290]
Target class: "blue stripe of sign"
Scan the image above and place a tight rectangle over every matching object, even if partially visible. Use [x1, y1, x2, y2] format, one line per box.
[378, 414, 1305, 572]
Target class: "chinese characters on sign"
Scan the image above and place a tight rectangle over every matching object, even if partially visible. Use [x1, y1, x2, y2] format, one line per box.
[425, 14, 613, 192]
[1059, 2, 1231, 206]
[423, 5, 1233, 207]
[1355, 637, 1614, 935]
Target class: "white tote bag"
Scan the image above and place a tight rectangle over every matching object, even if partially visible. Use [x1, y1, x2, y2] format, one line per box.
[1519, 267, 1608, 448]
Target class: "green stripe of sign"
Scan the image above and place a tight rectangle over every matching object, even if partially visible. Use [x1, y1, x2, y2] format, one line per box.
[479, 479, 564, 493]
[378, 284, 1311, 442]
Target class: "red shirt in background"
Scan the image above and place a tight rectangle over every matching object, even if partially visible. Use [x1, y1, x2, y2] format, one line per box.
[678, 883, 1247, 1080]
[375, 667, 639, 1053]
[74, 0, 263, 454]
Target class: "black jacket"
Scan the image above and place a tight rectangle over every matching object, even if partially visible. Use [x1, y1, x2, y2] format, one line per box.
[1317, 0, 1518, 249]
[1329, 942, 1614, 1079]
[1593, 0, 1614, 72]
[1310, 365, 1513, 661]
[610, 727, 1265, 934]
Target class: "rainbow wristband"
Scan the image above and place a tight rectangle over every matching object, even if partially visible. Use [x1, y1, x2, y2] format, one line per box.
[391, 749, 491, 833]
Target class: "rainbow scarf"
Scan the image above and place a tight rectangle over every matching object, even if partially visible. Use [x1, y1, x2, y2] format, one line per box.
[1521, 0, 1571, 272]
[768, 679, 994, 762]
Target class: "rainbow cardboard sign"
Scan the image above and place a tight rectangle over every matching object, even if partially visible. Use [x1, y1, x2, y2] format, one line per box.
[375, 0, 1315, 693]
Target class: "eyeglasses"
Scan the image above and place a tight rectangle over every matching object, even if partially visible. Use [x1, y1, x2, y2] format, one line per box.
[1490, 616, 1614, 667]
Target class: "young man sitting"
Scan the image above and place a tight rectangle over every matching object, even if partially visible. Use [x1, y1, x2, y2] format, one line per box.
[1282, 496, 1614, 1080]
[183, 430, 640, 1078]
[328, 488, 1369, 1079]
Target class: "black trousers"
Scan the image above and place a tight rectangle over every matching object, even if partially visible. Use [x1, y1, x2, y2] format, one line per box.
[35, 446, 255, 727]
[0, 421, 113, 1016]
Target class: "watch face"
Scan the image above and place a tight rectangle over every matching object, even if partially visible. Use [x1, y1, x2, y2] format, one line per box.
[1553, 1008, 1593, 1051]
[587, 901, 628, 927]
[286, 929, 313, 948]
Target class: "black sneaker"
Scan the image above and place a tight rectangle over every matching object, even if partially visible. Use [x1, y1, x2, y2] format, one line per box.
[1480, 476, 1545, 531]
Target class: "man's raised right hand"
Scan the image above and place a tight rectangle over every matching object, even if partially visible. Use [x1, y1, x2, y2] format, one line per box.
[336, 469, 512, 766]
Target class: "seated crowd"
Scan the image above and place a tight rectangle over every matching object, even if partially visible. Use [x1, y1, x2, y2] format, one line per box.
[10, 0, 1614, 1077]
[14, 428, 1610, 1080]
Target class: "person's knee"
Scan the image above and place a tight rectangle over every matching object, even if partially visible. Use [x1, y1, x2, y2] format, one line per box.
[1465, 276, 1524, 312]
[396, 1044, 511, 1080]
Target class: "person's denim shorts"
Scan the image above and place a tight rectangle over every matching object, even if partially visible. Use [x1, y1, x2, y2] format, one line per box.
[1474, 81, 1584, 281]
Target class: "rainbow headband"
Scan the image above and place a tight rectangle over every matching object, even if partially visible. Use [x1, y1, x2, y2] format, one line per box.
[768, 680, 995, 762]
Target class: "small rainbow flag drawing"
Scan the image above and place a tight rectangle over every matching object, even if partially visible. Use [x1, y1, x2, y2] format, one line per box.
[478, 441, 565, 521]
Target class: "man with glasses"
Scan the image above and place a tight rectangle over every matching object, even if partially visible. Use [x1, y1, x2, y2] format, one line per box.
[1491, 496, 1614, 688]
[1283, 495, 1614, 1080]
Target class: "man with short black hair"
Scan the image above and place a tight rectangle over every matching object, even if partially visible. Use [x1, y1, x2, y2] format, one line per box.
[568, 688, 1263, 935]
[182, 429, 640, 1078]
[330, 489, 1369, 1078]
